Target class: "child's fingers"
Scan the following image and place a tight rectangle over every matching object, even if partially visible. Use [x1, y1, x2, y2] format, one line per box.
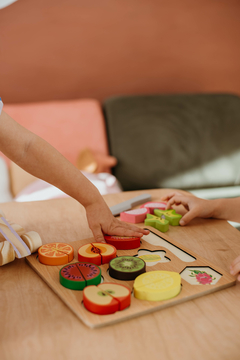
[111, 226, 148, 238]
[161, 192, 182, 202]
[166, 195, 189, 210]
[112, 220, 149, 237]
[230, 255, 240, 269]
[119, 222, 149, 236]
[230, 262, 240, 276]
[91, 224, 106, 243]
[230, 256, 240, 276]
[179, 209, 199, 226]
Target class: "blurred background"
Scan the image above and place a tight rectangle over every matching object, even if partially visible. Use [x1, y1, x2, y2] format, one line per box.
[1, 0, 240, 219]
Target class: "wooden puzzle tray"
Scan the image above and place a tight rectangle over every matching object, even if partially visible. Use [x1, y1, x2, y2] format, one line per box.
[26, 227, 236, 328]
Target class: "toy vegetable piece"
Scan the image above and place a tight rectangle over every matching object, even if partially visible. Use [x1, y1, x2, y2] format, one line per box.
[154, 209, 182, 226]
[78, 242, 116, 265]
[38, 242, 74, 265]
[60, 262, 101, 290]
[120, 208, 148, 224]
[144, 214, 169, 233]
[83, 283, 131, 315]
[109, 256, 146, 280]
[104, 235, 140, 250]
[140, 201, 167, 214]
[134, 271, 181, 301]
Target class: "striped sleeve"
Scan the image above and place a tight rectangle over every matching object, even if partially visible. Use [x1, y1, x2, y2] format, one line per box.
[0, 98, 3, 115]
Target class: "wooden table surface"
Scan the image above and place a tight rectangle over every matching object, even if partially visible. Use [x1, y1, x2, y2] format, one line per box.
[1, 189, 240, 360]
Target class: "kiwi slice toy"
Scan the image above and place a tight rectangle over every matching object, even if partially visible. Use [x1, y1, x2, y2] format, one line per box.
[109, 256, 146, 281]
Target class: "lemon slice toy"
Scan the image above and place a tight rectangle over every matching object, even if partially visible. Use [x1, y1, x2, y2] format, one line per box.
[133, 271, 181, 301]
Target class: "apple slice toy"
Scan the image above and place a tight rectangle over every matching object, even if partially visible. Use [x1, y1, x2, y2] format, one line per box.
[83, 283, 131, 315]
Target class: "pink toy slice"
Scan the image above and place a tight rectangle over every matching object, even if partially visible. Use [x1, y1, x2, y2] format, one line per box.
[140, 201, 167, 214]
[120, 208, 148, 223]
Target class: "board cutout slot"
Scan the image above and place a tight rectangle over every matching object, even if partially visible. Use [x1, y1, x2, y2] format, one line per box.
[142, 229, 196, 262]
[134, 249, 171, 266]
[180, 266, 222, 285]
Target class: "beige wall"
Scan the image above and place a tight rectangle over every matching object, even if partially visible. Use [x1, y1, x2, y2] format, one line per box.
[0, 0, 240, 104]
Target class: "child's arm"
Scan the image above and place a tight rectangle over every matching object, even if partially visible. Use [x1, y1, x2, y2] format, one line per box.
[161, 191, 240, 225]
[0, 110, 149, 241]
[162, 191, 240, 280]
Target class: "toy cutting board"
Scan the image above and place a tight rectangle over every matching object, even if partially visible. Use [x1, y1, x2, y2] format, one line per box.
[26, 227, 235, 328]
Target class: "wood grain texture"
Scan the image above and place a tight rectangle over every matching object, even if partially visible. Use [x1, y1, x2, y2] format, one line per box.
[25, 228, 235, 328]
[1, 189, 240, 360]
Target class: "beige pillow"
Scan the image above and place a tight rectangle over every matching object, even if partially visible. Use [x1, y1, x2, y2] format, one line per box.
[0, 157, 13, 202]
[9, 162, 36, 197]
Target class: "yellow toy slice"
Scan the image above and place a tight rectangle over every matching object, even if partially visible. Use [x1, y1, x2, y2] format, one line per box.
[133, 271, 181, 301]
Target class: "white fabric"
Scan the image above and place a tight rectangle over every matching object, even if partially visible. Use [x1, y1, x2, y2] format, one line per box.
[14, 171, 122, 202]
[0, 157, 13, 202]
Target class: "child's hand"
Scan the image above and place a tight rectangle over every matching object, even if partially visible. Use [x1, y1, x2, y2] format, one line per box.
[161, 192, 214, 226]
[85, 198, 149, 242]
[230, 256, 240, 281]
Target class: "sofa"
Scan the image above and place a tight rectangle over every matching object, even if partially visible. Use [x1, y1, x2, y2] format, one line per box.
[1, 93, 240, 211]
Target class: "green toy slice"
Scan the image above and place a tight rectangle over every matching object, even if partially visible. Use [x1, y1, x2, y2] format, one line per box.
[154, 209, 182, 226]
[144, 214, 169, 232]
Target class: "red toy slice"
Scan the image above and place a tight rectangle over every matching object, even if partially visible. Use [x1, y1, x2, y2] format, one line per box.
[78, 242, 116, 265]
[38, 242, 74, 265]
[83, 283, 131, 315]
[140, 201, 167, 214]
[60, 262, 101, 290]
[104, 235, 140, 250]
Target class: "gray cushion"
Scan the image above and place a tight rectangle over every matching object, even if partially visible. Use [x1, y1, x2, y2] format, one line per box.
[103, 94, 240, 191]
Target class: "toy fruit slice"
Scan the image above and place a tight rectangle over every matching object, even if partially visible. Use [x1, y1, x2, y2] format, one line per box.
[120, 208, 148, 224]
[83, 283, 131, 315]
[78, 242, 116, 265]
[38, 242, 74, 265]
[99, 283, 131, 311]
[109, 256, 146, 280]
[154, 209, 182, 226]
[144, 214, 169, 232]
[134, 271, 181, 301]
[60, 262, 101, 290]
[104, 235, 140, 250]
[140, 201, 167, 214]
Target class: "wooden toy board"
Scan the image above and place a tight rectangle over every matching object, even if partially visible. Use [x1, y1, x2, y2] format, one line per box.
[26, 227, 235, 328]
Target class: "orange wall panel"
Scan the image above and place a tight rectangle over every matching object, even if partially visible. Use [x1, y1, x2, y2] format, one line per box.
[0, 0, 240, 103]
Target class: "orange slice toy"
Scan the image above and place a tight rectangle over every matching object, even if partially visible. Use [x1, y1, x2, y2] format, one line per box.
[38, 243, 74, 265]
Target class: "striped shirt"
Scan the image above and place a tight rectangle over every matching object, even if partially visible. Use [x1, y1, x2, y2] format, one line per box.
[0, 98, 3, 115]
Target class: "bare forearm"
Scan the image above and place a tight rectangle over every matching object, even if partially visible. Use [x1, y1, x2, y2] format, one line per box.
[0, 111, 100, 206]
[210, 198, 240, 223]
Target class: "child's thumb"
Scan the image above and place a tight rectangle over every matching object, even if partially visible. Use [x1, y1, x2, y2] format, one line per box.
[179, 210, 197, 226]
[91, 224, 106, 243]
